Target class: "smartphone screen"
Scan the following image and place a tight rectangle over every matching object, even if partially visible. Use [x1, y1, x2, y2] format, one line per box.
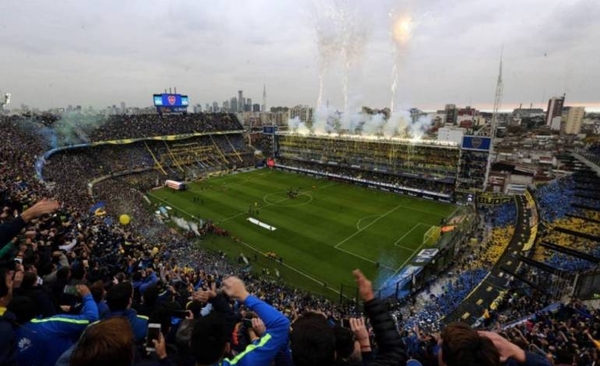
[146, 324, 161, 351]
[64, 285, 78, 296]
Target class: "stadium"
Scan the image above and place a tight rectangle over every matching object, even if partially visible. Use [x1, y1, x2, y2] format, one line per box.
[1, 98, 600, 366]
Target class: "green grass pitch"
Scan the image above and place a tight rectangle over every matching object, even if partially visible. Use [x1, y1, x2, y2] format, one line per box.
[148, 169, 456, 298]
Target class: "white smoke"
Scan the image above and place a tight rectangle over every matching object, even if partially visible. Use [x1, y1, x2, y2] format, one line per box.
[408, 114, 433, 140]
[304, 1, 434, 141]
[287, 116, 311, 135]
[295, 107, 432, 139]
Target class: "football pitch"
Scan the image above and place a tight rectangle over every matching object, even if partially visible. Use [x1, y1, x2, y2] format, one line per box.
[148, 169, 457, 298]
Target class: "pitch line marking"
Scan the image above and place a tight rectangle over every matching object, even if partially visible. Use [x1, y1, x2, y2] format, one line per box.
[334, 204, 403, 249]
[356, 215, 381, 230]
[395, 244, 416, 252]
[393, 237, 429, 273]
[145, 195, 346, 295]
[147, 193, 197, 219]
[225, 239, 346, 296]
[393, 223, 428, 247]
[263, 192, 314, 207]
[335, 246, 395, 271]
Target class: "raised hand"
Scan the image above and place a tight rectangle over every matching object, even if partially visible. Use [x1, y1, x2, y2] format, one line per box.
[222, 276, 250, 302]
[21, 199, 60, 223]
[352, 269, 374, 302]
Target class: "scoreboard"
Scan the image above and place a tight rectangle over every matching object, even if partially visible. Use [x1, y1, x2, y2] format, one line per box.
[153, 93, 189, 113]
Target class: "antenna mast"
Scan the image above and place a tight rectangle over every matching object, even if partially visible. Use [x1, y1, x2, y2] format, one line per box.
[483, 49, 503, 191]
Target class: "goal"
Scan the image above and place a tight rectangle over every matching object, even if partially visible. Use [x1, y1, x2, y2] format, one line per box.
[423, 225, 441, 247]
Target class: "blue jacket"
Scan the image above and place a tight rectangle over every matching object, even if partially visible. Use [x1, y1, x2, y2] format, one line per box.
[218, 296, 290, 366]
[97, 300, 110, 319]
[13, 293, 98, 366]
[103, 308, 149, 342]
[133, 272, 159, 295]
[0, 308, 17, 366]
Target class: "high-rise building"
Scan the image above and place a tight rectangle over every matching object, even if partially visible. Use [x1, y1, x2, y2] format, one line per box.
[230, 97, 238, 112]
[212, 101, 219, 112]
[252, 103, 261, 112]
[120, 102, 126, 114]
[457, 106, 478, 128]
[409, 108, 421, 123]
[546, 95, 565, 126]
[290, 105, 314, 123]
[205, 103, 211, 112]
[563, 106, 585, 134]
[223, 100, 230, 110]
[444, 104, 457, 125]
[247, 98, 252, 109]
[262, 84, 267, 112]
[238, 90, 243, 112]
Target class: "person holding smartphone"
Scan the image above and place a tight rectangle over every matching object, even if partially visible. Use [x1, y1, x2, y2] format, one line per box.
[189, 276, 290, 366]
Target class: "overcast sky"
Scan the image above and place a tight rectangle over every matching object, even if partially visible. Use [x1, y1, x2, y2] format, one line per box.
[1, 0, 599, 111]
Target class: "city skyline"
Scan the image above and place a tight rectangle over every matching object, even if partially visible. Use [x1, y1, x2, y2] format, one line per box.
[0, 0, 599, 111]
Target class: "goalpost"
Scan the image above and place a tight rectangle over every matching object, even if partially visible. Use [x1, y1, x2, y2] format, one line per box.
[423, 225, 441, 247]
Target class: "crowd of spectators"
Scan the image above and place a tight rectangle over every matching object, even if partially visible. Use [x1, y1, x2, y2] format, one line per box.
[535, 179, 577, 222]
[89, 113, 243, 142]
[393, 201, 517, 334]
[533, 176, 600, 272]
[276, 158, 455, 196]
[533, 217, 600, 272]
[42, 134, 254, 214]
[1, 112, 598, 366]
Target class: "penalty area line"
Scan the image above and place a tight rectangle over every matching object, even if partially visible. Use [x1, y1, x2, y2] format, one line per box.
[335, 246, 394, 271]
[335, 204, 403, 249]
[393, 223, 428, 247]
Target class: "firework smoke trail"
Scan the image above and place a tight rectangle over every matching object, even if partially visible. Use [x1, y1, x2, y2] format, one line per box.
[337, 0, 367, 127]
[390, 59, 399, 113]
[389, 12, 414, 115]
[312, 1, 343, 129]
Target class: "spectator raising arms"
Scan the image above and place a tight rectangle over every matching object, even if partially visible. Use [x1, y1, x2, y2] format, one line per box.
[190, 275, 290, 366]
[290, 269, 407, 366]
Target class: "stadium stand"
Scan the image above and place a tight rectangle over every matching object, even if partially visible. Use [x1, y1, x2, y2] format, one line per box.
[3, 113, 600, 366]
[275, 133, 458, 199]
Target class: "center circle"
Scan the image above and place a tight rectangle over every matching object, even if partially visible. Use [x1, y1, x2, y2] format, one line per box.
[263, 192, 313, 207]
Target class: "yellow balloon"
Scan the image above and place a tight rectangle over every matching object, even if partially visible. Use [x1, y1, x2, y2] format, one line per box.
[119, 214, 131, 225]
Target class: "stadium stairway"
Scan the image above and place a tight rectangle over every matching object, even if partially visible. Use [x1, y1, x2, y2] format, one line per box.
[442, 194, 531, 325]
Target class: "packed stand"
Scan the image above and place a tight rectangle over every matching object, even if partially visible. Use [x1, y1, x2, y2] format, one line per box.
[533, 217, 600, 272]
[42, 135, 254, 213]
[90, 113, 244, 142]
[535, 178, 576, 222]
[0, 114, 577, 366]
[277, 158, 455, 196]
